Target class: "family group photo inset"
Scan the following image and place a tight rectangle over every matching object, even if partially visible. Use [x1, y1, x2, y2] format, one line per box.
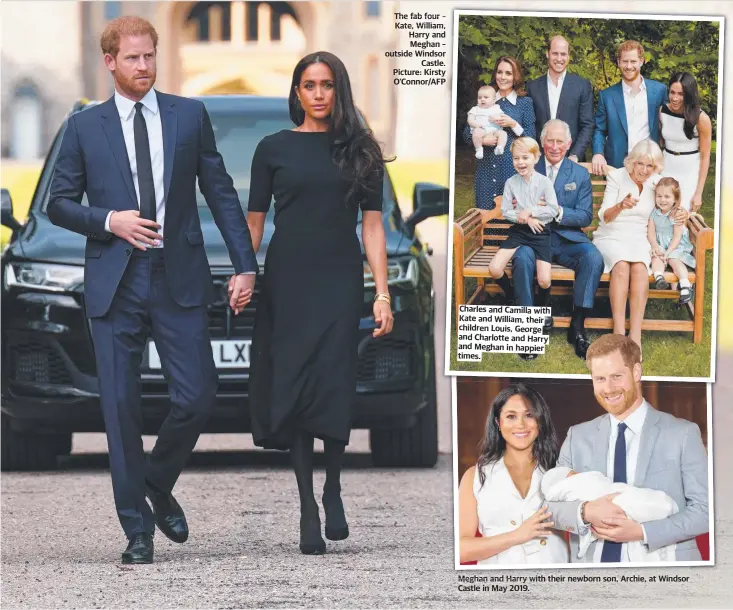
[447, 11, 723, 379]
[453, 334, 713, 569]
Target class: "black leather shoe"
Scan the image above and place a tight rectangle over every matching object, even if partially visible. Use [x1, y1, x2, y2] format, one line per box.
[543, 316, 554, 332]
[121, 533, 154, 564]
[567, 327, 591, 359]
[518, 353, 538, 361]
[146, 483, 189, 543]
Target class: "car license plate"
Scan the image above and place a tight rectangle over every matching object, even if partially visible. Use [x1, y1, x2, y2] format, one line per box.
[148, 340, 252, 369]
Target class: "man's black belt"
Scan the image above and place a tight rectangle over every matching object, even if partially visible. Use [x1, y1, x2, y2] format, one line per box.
[664, 147, 699, 156]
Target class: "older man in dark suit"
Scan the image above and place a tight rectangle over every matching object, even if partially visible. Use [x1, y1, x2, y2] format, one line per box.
[527, 36, 594, 162]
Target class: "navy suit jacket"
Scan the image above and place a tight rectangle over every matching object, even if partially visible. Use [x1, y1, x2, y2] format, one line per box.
[592, 79, 667, 169]
[47, 91, 258, 318]
[527, 73, 594, 159]
[536, 157, 593, 244]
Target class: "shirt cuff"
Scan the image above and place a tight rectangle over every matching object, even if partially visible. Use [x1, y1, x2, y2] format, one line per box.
[556, 207, 564, 222]
[512, 123, 524, 137]
[238, 272, 257, 275]
[641, 524, 648, 545]
[577, 502, 590, 535]
[104, 211, 114, 233]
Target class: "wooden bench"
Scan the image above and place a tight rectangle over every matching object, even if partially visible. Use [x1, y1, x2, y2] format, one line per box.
[453, 163, 715, 343]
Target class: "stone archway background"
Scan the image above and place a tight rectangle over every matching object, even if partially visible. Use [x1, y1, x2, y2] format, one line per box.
[155, 1, 315, 98]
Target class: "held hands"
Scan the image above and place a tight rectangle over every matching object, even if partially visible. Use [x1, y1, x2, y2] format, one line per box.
[109, 210, 162, 250]
[481, 133, 499, 147]
[591, 154, 608, 176]
[372, 300, 394, 337]
[227, 274, 255, 315]
[514, 506, 554, 545]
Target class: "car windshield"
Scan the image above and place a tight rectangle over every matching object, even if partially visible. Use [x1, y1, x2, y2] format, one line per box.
[198, 113, 290, 221]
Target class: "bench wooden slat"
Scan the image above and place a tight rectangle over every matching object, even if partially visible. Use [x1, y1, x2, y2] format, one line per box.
[453, 165, 714, 344]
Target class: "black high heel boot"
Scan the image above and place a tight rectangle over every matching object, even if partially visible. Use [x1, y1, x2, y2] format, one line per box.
[322, 439, 348, 541]
[290, 432, 326, 555]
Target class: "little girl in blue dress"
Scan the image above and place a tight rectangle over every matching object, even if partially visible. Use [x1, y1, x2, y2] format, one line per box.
[647, 177, 696, 304]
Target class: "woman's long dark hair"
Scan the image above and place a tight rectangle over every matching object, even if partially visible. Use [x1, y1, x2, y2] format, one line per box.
[476, 384, 559, 488]
[288, 51, 388, 209]
[669, 72, 702, 140]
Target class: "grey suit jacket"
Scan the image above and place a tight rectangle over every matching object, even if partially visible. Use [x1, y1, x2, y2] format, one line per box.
[547, 405, 709, 562]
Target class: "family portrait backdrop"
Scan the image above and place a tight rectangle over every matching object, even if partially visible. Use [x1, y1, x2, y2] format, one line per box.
[449, 13, 721, 378]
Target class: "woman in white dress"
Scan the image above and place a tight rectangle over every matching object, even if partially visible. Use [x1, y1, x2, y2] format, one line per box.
[592, 140, 663, 351]
[458, 384, 569, 566]
[660, 72, 713, 212]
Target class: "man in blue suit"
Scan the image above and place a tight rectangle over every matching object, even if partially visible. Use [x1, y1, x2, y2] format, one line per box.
[527, 35, 594, 162]
[592, 40, 667, 174]
[511, 120, 604, 359]
[47, 16, 257, 564]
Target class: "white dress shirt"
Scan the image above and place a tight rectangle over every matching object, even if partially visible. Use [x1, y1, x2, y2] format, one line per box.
[622, 77, 650, 153]
[545, 157, 564, 222]
[547, 70, 566, 120]
[104, 88, 165, 247]
[582, 400, 650, 562]
[497, 90, 525, 136]
[474, 459, 569, 565]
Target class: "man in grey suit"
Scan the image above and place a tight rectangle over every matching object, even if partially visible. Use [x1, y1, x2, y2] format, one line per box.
[527, 35, 594, 161]
[547, 334, 709, 562]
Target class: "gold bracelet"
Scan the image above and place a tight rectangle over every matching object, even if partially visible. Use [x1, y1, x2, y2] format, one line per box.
[374, 293, 391, 304]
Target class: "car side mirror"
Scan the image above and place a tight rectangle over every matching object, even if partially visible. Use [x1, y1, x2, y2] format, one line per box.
[1, 188, 22, 232]
[405, 182, 449, 232]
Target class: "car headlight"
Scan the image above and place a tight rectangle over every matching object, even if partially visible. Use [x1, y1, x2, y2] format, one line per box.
[363, 258, 418, 289]
[4, 263, 84, 292]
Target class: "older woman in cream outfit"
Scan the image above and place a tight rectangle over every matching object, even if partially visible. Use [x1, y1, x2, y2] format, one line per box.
[458, 385, 569, 566]
[592, 140, 664, 350]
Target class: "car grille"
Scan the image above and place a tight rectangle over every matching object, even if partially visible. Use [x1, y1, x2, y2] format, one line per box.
[8, 340, 72, 385]
[357, 336, 414, 383]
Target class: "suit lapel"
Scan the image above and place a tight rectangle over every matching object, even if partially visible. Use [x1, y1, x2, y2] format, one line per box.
[611, 83, 628, 135]
[592, 416, 611, 474]
[538, 74, 551, 123]
[157, 91, 178, 203]
[634, 406, 661, 486]
[555, 74, 571, 121]
[100, 98, 137, 206]
[646, 83, 658, 139]
[555, 159, 572, 199]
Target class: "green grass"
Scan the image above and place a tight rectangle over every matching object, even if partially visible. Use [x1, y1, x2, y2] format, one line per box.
[449, 151, 717, 378]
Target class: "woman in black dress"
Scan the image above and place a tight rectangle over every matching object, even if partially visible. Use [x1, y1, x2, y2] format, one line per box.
[242, 51, 393, 555]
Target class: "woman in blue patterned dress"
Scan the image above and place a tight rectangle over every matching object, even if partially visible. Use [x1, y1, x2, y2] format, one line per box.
[463, 56, 536, 210]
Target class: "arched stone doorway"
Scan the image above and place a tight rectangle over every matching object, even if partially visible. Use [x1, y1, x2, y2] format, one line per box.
[157, 1, 319, 97]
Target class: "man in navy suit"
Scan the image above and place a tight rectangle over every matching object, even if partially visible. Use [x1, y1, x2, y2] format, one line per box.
[527, 35, 594, 162]
[592, 40, 667, 174]
[47, 16, 257, 564]
[511, 120, 604, 359]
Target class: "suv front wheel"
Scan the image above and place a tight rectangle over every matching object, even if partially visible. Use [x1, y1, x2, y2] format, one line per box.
[1, 414, 69, 471]
[369, 344, 438, 468]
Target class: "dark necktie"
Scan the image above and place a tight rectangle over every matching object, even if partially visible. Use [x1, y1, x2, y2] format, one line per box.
[134, 102, 157, 222]
[601, 422, 628, 562]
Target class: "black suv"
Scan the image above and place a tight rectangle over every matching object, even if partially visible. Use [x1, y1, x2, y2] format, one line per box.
[1, 96, 448, 470]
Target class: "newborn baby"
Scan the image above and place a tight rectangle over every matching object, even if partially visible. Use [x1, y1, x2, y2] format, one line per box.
[541, 466, 679, 562]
